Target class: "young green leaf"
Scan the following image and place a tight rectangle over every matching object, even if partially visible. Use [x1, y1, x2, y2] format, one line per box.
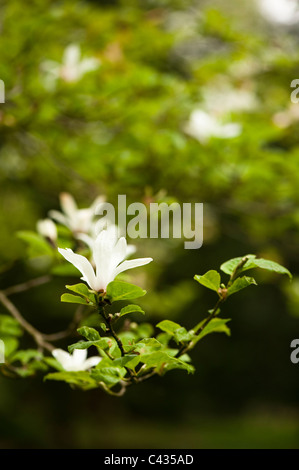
[194, 270, 221, 293]
[68, 338, 112, 354]
[156, 320, 194, 344]
[61, 293, 90, 305]
[0, 315, 23, 337]
[77, 326, 101, 342]
[227, 276, 257, 296]
[191, 318, 231, 348]
[119, 304, 145, 318]
[66, 283, 97, 304]
[90, 358, 127, 387]
[106, 281, 146, 302]
[139, 350, 194, 376]
[220, 255, 256, 276]
[44, 371, 99, 390]
[221, 255, 292, 280]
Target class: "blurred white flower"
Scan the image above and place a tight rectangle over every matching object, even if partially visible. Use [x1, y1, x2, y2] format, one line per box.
[58, 228, 152, 292]
[41, 44, 100, 89]
[37, 218, 57, 242]
[257, 0, 299, 25]
[78, 223, 137, 260]
[184, 109, 242, 144]
[52, 348, 101, 372]
[203, 85, 258, 115]
[49, 192, 105, 235]
[272, 104, 299, 128]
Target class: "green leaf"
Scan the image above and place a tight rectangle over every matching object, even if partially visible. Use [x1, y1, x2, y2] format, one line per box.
[227, 276, 257, 296]
[17, 231, 53, 257]
[134, 337, 164, 355]
[156, 319, 182, 335]
[106, 281, 146, 302]
[90, 358, 126, 387]
[156, 320, 194, 344]
[44, 371, 99, 390]
[194, 270, 221, 293]
[251, 258, 292, 279]
[0, 315, 23, 337]
[119, 304, 145, 318]
[220, 255, 256, 275]
[139, 351, 194, 376]
[68, 337, 113, 354]
[77, 326, 101, 342]
[221, 255, 292, 280]
[66, 283, 97, 305]
[61, 293, 89, 305]
[1, 337, 19, 357]
[191, 318, 231, 348]
[10, 349, 43, 364]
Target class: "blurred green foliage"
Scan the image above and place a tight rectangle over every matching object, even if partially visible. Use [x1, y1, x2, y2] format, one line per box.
[1, 0, 299, 449]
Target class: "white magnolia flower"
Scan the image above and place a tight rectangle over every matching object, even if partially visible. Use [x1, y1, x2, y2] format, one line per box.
[49, 192, 105, 234]
[257, 0, 299, 25]
[37, 218, 57, 242]
[184, 109, 241, 144]
[41, 44, 101, 89]
[202, 85, 258, 115]
[52, 348, 101, 372]
[58, 229, 153, 292]
[78, 223, 137, 260]
[272, 104, 299, 128]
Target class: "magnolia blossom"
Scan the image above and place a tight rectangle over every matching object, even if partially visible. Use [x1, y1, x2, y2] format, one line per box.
[272, 104, 299, 128]
[52, 348, 101, 372]
[41, 44, 101, 89]
[37, 218, 57, 242]
[257, 0, 299, 25]
[49, 192, 105, 234]
[58, 229, 153, 292]
[202, 85, 258, 115]
[78, 223, 137, 260]
[184, 109, 241, 144]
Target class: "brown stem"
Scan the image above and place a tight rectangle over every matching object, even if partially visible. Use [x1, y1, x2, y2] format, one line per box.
[2, 276, 52, 296]
[0, 291, 54, 352]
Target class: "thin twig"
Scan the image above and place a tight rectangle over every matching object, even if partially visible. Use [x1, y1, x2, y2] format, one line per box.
[0, 291, 54, 352]
[3, 275, 52, 296]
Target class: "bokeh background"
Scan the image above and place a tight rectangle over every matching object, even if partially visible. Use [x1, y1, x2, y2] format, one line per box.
[1, 0, 299, 449]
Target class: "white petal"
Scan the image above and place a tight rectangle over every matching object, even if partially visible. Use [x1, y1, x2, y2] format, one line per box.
[82, 356, 102, 370]
[73, 348, 88, 366]
[63, 44, 81, 67]
[48, 210, 69, 227]
[78, 58, 101, 75]
[37, 219, 57, 241]
[113, 257, 153, 278]
[52, 348, 73, 370]
[60, 193, 77, 218]
[58, 248, 97, 290]
[112, 236, 127, 267]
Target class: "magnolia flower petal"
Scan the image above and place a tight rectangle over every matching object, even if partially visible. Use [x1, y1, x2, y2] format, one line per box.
[60, 193, 77, 218]
[83, 356, 102, 370]
[52, 348, 73, 370]
[37, 219, 57, 241]
[113, 257, 153, 279]
[72, 348, 88, 365]
[79, 57, 101, 74]
[58, 248, 97, 290]
[48, 210, 69, 227]
[76, 233, 94, 250]
[63, 44, 81, 67]
[112, 236, 128, 267]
